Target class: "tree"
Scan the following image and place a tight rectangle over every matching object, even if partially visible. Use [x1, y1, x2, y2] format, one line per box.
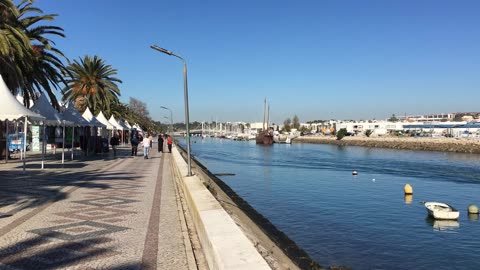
[128, 97, 149, 117]
[388, 114, 399, 122]
[365, 129, 373, 137]
[1, 0, 68, 109]
[336, 128, 348, 140]
[293, 115, 300, 129]
[283, 118, 292, 132]
[62, 55, 122, 115]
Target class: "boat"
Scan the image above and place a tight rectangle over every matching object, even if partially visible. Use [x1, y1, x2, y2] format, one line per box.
[256, 130, 274, 145]
[424, 202, 460, 220]
[273, 133, 292, 144]
[256, 98, 273, 145]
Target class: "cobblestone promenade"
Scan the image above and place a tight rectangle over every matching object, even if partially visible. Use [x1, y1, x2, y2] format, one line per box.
[0, 146, 197, 269]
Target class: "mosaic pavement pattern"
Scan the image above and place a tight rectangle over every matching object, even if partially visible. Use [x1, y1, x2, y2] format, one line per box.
[0, 149, 190, 269]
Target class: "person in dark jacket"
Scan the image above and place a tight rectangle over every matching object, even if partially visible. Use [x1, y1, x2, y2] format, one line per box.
[158, 134, 164, 153]
[131, 135, 139, 156]
[110, 134, 120, 156]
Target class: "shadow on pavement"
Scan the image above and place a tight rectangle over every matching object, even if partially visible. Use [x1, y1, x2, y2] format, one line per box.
[0, 159, 137, 217]
[0, 235, 118, 269]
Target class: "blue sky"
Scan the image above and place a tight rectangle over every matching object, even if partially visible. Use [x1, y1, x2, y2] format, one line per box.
[35, 0, 480, 124]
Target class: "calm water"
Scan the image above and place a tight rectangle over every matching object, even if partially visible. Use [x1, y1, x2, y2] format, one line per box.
[180, 137, 480, 270]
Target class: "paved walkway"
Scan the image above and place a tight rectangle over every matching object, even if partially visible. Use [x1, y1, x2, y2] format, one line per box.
[0, 146, 198, 269]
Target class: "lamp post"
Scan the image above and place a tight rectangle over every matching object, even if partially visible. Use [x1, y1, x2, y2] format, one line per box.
[151, 45, 192, 176]
[160, 106, 173, 135]
[163, 116, 172, 134]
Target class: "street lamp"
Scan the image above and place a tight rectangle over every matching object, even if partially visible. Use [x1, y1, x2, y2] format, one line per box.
[160, 106, 173, 135]
[163, 116, 172, 134]
[151, 45, 192, 176]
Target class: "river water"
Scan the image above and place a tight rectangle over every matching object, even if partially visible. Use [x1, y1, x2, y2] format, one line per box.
[180, 137, 480, 270]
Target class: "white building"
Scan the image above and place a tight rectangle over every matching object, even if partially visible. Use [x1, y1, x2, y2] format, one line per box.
[335, 120, 404, 136]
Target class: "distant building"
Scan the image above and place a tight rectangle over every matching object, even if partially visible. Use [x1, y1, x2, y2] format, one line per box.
[335, 120, 404, 136]
[398, 113, 455, 122]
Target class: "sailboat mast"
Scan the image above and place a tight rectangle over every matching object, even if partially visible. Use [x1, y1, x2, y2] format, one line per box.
[263, 98, 266, 131]
[267, 103, 270, 130]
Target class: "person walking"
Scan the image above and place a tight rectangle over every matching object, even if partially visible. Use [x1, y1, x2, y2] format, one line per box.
[148, 134, 153, 148]
[110, 133, 120, 156]
[167, 135, 173, 153]
[141, 135, 151, 159]
[158, 134, 164, 153]
[131, 134, 139, 156]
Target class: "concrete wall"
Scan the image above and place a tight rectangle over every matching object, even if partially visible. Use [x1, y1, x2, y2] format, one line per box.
[171, 148, 271, 270]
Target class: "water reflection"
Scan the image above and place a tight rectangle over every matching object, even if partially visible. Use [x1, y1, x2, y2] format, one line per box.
[425, 217, 460, 232]
[404, 194, 413, 204]
[468, 214, 479, 222]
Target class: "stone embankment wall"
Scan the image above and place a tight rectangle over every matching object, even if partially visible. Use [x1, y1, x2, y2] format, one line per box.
[294, 136, 480, 154]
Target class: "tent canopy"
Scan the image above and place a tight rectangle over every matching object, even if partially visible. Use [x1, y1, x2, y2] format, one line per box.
[62, 102, 92, 127]
[0, 75, 44, 121]
[96, 111, 114, 130]
[30, 94, 74, 126]
[108, 115, 124, 130]
[82, 107, 106, 128]
[122, 120, 132, 129]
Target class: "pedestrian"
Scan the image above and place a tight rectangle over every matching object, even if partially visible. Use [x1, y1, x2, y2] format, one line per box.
[141, 134, 151, 159]
[158, 134, 164, 153]
[131, 134, 139, 156]
[167, 135, 173, 153]
[110, 133, 120, 156]
[148, 134, 153, 148]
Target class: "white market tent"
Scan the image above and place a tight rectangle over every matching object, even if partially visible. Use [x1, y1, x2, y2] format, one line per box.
[61, 103, 92, 160]
[108, 115, 126, 144]
[30, 94, 74, 166]
[0, 75, 45, 170]
[108, 115, 124, 131]
[82, 107, 106, 128]
[82, 107, 106, 156]
[62, 102, 92, 127]
[96, 111, 115, 134]
[122, 120, 132, 129]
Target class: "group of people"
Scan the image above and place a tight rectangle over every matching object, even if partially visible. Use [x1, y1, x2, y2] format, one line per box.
[130, 133, 173, 159]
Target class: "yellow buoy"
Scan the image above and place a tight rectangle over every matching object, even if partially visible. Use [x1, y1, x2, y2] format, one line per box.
[404, 184, 413, 195]
[468, 204, 479, 214]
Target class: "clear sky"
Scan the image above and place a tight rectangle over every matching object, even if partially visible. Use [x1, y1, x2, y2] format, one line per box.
[35, 0, 480, 124]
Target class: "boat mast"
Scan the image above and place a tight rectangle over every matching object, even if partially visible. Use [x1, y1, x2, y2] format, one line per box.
[263, 98, 266, 131]
[266, 103, 270, 130]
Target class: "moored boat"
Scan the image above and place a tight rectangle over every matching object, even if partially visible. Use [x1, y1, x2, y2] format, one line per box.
[256, 98, 273, 145]
[424, 202, 460, 220]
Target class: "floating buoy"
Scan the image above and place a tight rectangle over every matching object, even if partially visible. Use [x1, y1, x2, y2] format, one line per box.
[468, 204, 479, 214]
[404, 184, 413, 195]
[352, 170, 358, 176]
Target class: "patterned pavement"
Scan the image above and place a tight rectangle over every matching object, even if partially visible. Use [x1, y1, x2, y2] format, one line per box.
[0, 146, 196, 269]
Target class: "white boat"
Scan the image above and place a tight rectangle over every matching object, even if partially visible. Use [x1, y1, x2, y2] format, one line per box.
[424, 202, 460, 220]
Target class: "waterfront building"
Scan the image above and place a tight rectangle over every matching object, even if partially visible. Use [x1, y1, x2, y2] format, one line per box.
[335, 120, 404, 136]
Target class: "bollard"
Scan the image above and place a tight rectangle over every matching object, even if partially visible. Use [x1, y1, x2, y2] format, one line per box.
[404, 184, 413, 195]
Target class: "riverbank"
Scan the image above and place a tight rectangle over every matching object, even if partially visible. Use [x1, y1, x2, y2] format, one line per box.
[293, 136, 480, 154]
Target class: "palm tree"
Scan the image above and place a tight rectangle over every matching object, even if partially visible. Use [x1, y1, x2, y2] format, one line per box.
[62, 55, 122, 115]
[0, 0, 68, 109]
[16, 0, 69, 109]
[0, 0, 31, 91]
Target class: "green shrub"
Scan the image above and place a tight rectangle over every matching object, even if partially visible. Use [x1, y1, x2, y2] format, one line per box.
[365, 129, 373, 137]
[336, 128, 348, 140]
